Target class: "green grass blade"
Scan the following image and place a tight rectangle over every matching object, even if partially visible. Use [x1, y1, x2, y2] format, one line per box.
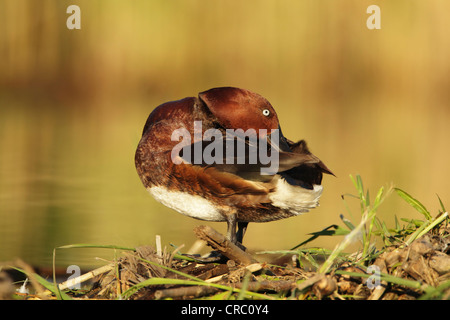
[405, 220, 430, 245]
[365, 189, 370, 207]
[340, 214, 356, 231]
[12, 267, 72, 300]
[372, 186, 385, 211]
[395, 188, 432, 221]
[415, 211, 449, 240]
[290, 225, 349, 250]
[335, 270, 432, 295]
[436, 194, 446, 213]
[350, 174, 366, 210]
[319, 211, 370, 274]
[57, 244, 136, 251]
[236, 272, 251, 300]
[394, 215, 401, 230]
[418, 279, 450, 300]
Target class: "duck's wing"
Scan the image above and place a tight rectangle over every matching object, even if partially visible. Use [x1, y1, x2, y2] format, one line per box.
[177, 131, 322, 182]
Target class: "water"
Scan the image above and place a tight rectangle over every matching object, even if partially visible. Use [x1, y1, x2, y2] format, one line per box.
[1, 94, 448, 271]
[1, 1, 449, 271]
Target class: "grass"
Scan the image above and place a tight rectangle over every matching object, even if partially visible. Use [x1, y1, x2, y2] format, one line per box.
[8, 174, 450, 300]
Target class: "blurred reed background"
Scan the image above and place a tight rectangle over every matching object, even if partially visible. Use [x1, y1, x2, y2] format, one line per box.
[0, 0, 449, 268]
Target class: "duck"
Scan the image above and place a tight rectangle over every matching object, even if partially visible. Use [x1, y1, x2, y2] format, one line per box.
[135, 87, 333, 247]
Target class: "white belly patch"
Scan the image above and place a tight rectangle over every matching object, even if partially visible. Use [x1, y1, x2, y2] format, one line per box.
[147, 186, 225, 221]
[269, 178, 323, 215]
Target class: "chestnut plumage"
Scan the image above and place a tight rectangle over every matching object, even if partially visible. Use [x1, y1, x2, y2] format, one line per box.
[135, 87, 333, 245]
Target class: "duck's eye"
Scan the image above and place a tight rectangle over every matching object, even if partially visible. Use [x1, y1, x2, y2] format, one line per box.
[262, 109, 270, 116]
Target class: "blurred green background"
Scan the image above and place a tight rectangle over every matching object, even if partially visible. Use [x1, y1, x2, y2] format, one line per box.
[1, 0, 449, 269]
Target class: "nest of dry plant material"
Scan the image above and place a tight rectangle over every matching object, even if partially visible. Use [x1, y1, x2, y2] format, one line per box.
[80, 224, 450, 300]
[1, 222, 448, 300]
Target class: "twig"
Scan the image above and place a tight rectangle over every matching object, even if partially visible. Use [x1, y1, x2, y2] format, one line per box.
[296, 273, 325, 291]
[205, 263, 262, 283]
[155, 235, 162, 264]
[154, 285, 219, 299]
[234, 280, 296, 292]
[58, 264, 114, 291]
[193, 225, 258, 265]
[154, 279, 296, 299]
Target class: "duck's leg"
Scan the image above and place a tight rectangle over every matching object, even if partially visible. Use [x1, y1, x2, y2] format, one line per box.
[226, 214, 237, 244]
[226, 214, 249, 250]
[236, 222, 248, 244]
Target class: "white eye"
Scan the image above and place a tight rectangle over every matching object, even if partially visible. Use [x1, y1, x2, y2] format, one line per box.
[262, 109, 270, 116]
